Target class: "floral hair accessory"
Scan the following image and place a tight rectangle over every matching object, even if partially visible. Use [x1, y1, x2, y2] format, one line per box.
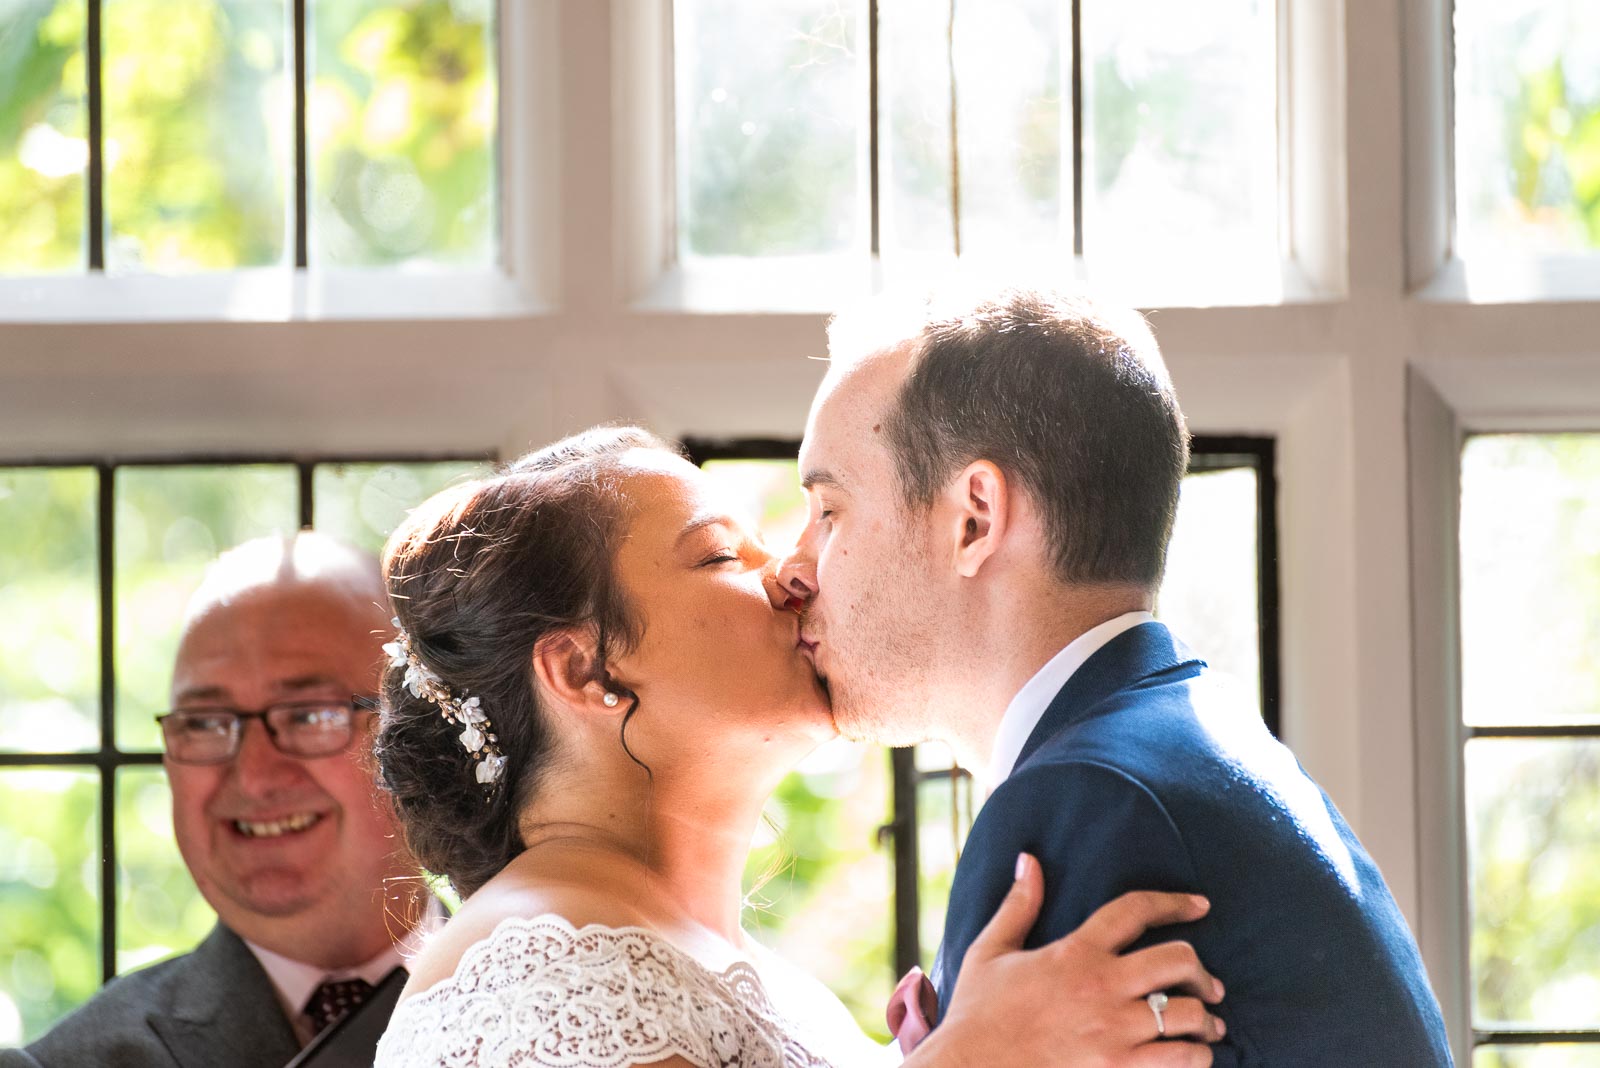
[384, 619, 505, 788]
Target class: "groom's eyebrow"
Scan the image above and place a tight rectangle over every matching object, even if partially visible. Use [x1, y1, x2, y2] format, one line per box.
[800, 468, 840, 491]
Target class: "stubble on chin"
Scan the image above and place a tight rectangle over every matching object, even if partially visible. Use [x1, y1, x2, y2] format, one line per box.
[826, 673, 935, 748]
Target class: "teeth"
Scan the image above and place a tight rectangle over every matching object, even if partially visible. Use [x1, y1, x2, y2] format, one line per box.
[234, 812, 321, 838]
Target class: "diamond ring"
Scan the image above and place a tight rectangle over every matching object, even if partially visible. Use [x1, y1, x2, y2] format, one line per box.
[1146, 991, 1169, 1037]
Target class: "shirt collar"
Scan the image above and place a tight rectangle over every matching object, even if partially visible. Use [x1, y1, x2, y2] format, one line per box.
[243, 895, 449, 1046]
[986, 611, 1155, 786]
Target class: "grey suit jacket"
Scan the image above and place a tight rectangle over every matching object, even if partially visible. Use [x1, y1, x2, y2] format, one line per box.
[2, 923, 301, 1068]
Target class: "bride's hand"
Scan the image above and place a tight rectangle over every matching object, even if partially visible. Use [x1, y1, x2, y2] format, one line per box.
[904, 854, 1225, 1068]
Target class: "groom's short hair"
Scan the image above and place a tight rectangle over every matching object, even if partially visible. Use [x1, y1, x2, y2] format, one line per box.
[834, 286, 1189, 589]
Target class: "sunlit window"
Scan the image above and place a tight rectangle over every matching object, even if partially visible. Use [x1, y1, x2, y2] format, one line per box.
[0, 457, 489, 1046]
[693, 437, 1275, 1040]
[1455, 0, 1600, 261]
[0, 0, 497, 274]
[1460, 434, 1600, 1066]
[673, 0, 1279, 286]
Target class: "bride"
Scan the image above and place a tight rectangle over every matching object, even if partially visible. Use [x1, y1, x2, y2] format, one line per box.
[373, 427, 1225, 1068]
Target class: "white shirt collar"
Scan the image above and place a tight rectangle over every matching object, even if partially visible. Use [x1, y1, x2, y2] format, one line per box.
[243, 896, 449, 1046]
[986, 611, 1155, 785]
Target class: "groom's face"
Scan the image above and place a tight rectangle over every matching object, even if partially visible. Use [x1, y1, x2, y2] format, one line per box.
[781, 347, 948, 746]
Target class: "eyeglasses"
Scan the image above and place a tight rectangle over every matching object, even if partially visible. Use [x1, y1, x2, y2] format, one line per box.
[155, 697, 379, 766]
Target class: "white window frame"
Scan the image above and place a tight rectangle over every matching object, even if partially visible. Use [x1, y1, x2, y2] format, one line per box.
[618, 0, 1347, 313]
[6, 2, 1600, 1060]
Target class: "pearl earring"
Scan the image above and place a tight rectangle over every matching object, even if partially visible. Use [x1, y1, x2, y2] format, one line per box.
[602, 692, 620, 708]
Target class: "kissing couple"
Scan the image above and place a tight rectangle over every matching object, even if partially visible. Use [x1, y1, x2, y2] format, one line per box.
[373, 287, 1453, 1067]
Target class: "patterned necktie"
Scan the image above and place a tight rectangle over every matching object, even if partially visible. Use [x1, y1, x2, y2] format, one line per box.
[304, 977, 375, 1035]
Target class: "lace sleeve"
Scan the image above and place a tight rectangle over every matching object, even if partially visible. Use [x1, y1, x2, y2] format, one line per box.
[374, 915, 824, 1068]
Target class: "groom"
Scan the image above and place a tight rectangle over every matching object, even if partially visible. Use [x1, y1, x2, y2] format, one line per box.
[776, 287, 1453, 1066]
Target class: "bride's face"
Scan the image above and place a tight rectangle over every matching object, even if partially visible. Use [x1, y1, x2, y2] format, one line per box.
[602, 451, 835, 776]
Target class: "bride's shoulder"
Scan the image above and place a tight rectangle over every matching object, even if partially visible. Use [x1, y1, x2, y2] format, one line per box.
[402, 881, 657, 998]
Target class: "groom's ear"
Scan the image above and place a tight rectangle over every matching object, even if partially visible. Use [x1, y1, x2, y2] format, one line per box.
[944, 460, 1008, 578]
[531, 630, 623, 718]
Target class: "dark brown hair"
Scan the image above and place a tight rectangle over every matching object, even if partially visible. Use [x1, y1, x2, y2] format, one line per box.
[374, 426, 672, 898]
[876, 288, 1188, 588]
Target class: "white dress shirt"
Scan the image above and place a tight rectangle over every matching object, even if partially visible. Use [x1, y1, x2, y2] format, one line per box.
[986, 611, 1155, 785]
[245, 896, 448, 1046]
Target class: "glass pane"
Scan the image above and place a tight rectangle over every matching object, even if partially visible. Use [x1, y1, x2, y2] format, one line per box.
[309, 0, 498, 267]
[1476, 1047, 1600, 1068]
[313, 460, 490, 557]
[115, 465, 298, 750]
[697, 458, 809, 553]
[877, 0, 957, 258]
[744, 738, 894, 1043]
[0, 0, 87, 273]
[0, 468, 99, 752]
[0, 769, 99, 1047]
[1157, 466, 1262, 714]
[1081, 0, 1277, 271]
[951, 0, 1065, 260]
[104, 0, 290, 272]
[914, 740, 972, 971]
[116, 767, 214, 973]
[694, 454, 893, 1038]
[1461, 435, 1600, 726]
[1455, 1, 1600, 258]
[675, 0, 862, 258]
[1467, 738, 1600, 1031]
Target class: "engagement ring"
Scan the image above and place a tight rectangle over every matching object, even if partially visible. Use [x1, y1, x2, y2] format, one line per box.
[1146, 991, 1169, 1037]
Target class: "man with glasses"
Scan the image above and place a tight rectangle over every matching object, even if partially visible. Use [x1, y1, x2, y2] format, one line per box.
[4, 533, 437, 1068]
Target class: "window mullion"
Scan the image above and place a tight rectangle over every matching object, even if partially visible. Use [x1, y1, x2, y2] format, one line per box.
[1069, 0, 1083, 258]
[867, 0, 881, 257]
[947, 0, 961, 258]
[298, 462, 315, 529]
[890, 747, 920, 977]
[97, 463, 116, 982]
[293, 0, 310, 269]
[86, 0, 105, 272]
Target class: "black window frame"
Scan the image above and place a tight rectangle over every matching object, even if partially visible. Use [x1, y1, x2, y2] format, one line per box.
[684, 432, 1281, 977]
[0, 451, 493, 988]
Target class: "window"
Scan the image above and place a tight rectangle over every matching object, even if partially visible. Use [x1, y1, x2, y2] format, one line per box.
[0, 0, 497, 274]
[1459, 434, 1600, 1065]
[671, 0, 1280, 302]
[0, 456, 489, 1047]
[687, 434, 1278, 1038]
[1454, 1, 1600, 262]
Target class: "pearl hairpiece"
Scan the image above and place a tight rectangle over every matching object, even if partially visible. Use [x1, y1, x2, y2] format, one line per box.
[383, 619, 506, 787]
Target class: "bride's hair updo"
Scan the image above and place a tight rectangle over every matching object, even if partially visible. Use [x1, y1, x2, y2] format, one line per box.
[375, 426, 671, 897]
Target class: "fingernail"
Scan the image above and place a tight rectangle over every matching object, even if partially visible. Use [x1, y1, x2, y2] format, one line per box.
[1191, 895, 1210, 911]
[1217, 1017, 1227, 1037]
[1014, 853, 1032, 880]
[1214, 979, 1226, 1000]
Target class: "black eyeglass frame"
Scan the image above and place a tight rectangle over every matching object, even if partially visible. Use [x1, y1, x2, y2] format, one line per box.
[154, 696, 380, 766]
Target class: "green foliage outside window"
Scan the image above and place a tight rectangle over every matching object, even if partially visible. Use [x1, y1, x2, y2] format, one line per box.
[0, 0, 494, 273]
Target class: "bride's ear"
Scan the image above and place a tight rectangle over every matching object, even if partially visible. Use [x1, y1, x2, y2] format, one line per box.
[531, 630, 625, 717]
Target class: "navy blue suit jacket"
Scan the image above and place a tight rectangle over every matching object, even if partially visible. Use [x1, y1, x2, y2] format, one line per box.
[931, 622, 1452, 1066]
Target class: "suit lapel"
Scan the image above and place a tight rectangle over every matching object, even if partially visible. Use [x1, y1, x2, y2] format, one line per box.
[148, 924, 300, 1068]
[1010, 621, 1201, 773]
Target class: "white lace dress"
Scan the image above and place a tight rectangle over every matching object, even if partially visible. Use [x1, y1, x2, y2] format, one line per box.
[374, 915, 888, 1068]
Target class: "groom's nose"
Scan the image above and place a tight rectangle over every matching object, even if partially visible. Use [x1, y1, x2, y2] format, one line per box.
[775, 549, 818, 607]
